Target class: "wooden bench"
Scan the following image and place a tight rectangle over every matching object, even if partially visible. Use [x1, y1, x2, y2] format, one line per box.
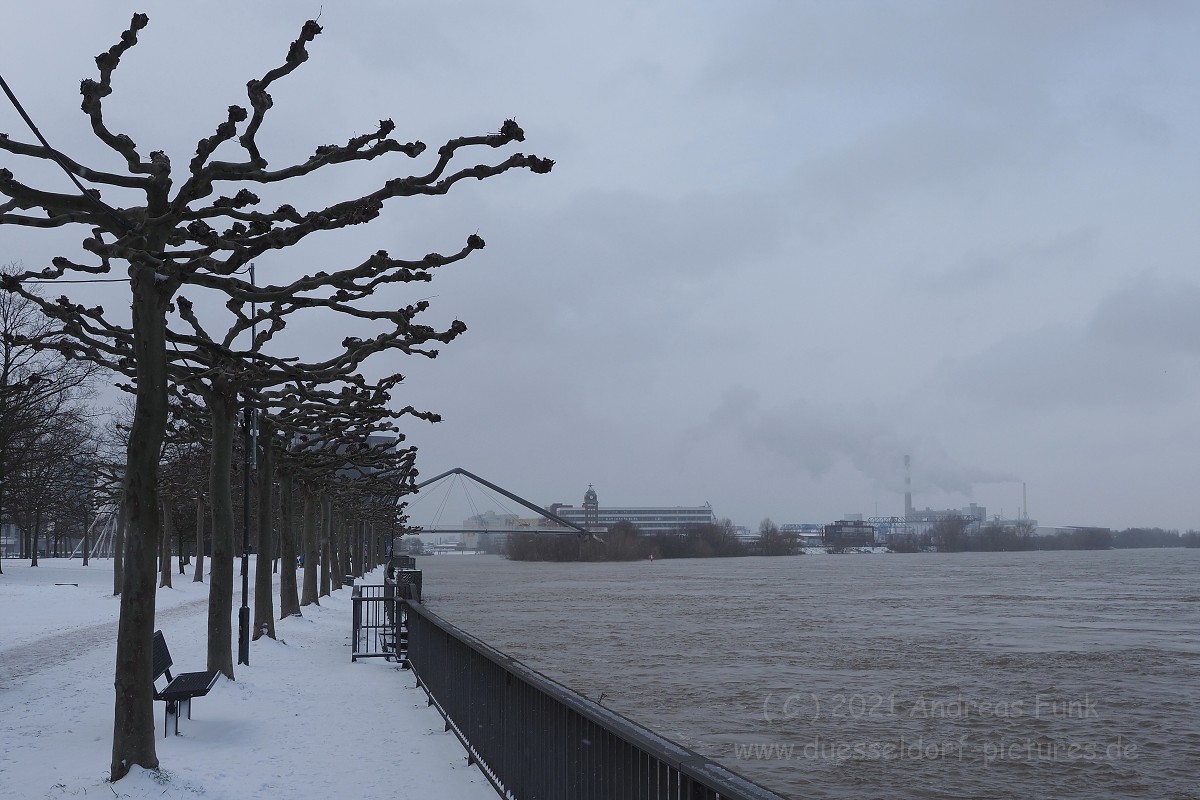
[152, 630, 220, 737]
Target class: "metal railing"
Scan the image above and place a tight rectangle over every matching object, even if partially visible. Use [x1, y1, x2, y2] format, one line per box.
[405, 600, 788, 800]
[351, 584, 395, 662]
[392, 568, 422, 602]
[350, 577, 419, 663]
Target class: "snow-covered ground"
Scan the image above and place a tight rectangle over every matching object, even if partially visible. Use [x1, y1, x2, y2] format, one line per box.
[0, 558, 497, 800]
[797, 546, 893, 554]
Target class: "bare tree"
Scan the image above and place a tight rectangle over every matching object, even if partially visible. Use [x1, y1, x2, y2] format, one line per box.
[157, 408, 209, 585]
[1, 14, 549, 778]
[168, 302, 461, 677]
[755, 518, 800, 556]
[930, 515, 970, 553]
[92, 402, 133, 593]
[6, 404, 96, 562]
[0, 275, 99, 572]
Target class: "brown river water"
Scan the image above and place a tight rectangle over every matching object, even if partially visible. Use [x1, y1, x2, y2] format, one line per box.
[416, 549, 1200, 800]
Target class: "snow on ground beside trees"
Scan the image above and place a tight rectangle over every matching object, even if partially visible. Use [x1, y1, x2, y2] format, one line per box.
[0, 558, 497, 800]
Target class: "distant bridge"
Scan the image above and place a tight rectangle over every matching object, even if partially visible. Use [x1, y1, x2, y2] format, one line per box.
[414, 524, 609, 535]
[410, 467, 603, 539]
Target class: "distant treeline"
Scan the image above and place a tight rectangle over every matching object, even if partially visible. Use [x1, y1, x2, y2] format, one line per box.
[924, 520, 1200, 553]
[1114, 528, 1200, 548]
[502, 521, 1200, 562]
[503, 520, 801, 562]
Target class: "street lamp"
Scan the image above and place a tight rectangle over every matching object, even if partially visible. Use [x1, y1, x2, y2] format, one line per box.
[238, 262, 257, 667]
[238, 404, 253, 666]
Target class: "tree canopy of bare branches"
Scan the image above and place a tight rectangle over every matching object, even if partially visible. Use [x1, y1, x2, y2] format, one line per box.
[1, 13, 551, 781]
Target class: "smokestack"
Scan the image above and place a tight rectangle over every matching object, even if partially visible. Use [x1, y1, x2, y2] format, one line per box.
[1022, 482, 1027, 520]
[904, 454, 913, 519]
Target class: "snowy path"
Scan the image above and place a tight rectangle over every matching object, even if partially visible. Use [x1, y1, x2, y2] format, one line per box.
[0, 559, 499, 800]
[0, 592, 208, 687]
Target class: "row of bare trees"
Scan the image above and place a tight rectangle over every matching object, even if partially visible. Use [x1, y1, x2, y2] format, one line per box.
[1, 12, 550, 781]
[0, 281, 101, 572]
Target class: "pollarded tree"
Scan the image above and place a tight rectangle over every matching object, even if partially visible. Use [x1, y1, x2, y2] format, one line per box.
[323, 431, 419, 581]
[0, 14, 551, 780]
[264, 382, 425, 610]
[167, 290, 460, 677]
[151, 314, 443, 674]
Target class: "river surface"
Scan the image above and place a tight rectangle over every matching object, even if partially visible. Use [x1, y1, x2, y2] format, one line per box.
[416, 549, 1199, 800]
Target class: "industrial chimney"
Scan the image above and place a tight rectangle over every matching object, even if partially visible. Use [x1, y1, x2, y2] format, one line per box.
[904, 455, 913, 519]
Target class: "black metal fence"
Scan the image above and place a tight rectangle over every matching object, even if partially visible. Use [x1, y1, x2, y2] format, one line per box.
[404, 600, 789, 800]
[351, 583, 397, 662]
[392, 568, 422, 602]
[350, 575, 420, 663]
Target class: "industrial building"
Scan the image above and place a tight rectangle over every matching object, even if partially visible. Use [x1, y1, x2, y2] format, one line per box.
[823, 520, 876, 548]
[549, 485, 717, 534]
[900, 454, 1037, 537]
[780, 523, 825, 547]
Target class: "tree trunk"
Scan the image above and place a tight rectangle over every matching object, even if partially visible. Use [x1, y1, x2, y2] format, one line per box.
[82, 505, 90, 567]
[330, 509, 342, 592]
[206, 389, 237, 679]
[193, 496, 205, 583]
[278, 471, 300, 618]
[368, 521, 376, 574]
[0, 442, 6, 574]
[111, 271, 169, 781]
[177, 503, 188, 572]
[352, 520, 362, 582]
[341, 518, 352, 578]
[31, 507, 39, 567]
[253, 424, 276, 640]
[319, 495, 331, 598]
[300, 487, 319, 607]
[159, 498, 173, 589]
[341, 517, 352, 586]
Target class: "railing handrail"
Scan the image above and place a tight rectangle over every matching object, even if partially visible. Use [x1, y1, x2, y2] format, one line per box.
[405, 598, 788, 800]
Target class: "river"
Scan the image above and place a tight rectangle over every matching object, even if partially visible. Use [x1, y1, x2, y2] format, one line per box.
[416, 549, 1200, 800]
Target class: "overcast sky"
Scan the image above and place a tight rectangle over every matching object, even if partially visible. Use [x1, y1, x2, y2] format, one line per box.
[5, 2, 1200, 531]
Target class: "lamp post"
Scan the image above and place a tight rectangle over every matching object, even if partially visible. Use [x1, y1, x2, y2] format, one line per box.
[238, 262, 257, 666]
[238, 403, 252, 666]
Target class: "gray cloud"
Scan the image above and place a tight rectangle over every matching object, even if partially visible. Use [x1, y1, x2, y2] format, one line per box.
[6, 2, 1200, 529]
[1089, 272, 1200, 357]
[934, 274, 1200, 414]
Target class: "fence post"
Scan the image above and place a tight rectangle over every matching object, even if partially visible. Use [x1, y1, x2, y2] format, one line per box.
[350, 584, 361, 662]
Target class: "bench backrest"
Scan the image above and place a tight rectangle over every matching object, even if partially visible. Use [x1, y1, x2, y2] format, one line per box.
[152, 630, 174, 682]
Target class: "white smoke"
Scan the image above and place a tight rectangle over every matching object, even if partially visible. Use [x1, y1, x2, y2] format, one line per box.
[704, 387, 1017, 497]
